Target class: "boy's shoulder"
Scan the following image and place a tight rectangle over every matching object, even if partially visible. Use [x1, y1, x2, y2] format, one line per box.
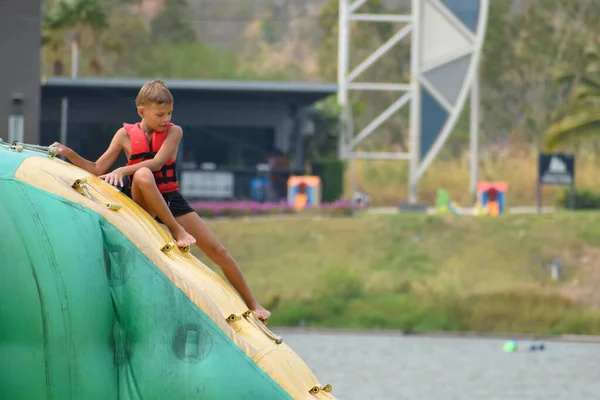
[110, 126, 129, 146]
[115, 126, 129, 137]
[167, 124, 183, 135]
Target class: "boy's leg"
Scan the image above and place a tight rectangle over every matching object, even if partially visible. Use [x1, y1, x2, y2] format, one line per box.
[176, 211, 270, 321]
[130, 168, 195, 248]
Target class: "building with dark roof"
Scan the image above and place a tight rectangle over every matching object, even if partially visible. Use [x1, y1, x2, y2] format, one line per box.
[41, 77, 337, 200]
[41, 76, 336, 167]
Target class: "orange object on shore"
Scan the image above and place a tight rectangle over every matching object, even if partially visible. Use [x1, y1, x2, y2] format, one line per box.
[476, 181, 508, 215]
[287, 176, 321, 210]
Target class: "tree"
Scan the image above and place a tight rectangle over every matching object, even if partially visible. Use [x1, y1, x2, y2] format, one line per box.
[44, 0, 112, 77]
[150, 0, 197, 43]
[544, 43, 600, 150]
[480, 0, 600, 148]
[304, 96, 343, 161]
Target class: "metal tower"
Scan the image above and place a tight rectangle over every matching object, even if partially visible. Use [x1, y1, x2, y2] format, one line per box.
[337, 0, 490, 203]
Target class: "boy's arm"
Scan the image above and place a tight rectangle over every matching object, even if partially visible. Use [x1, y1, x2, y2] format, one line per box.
[119, 125, 183, 176]
[53, 128, 126, 176]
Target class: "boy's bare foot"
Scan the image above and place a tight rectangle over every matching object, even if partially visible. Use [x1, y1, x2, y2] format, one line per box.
[173, 227, 196, 248]
[252, 303, 271, 322]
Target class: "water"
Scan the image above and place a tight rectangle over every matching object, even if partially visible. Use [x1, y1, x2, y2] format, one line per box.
[276, 329, 600, 400]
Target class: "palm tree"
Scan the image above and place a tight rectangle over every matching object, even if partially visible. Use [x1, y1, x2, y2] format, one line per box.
[44, 0, 110, 78]
[42, 24, 66, 76]
[544, 44, 600, 150]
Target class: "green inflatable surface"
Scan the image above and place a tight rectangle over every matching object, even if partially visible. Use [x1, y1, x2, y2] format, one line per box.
[0, 146, 292, 399]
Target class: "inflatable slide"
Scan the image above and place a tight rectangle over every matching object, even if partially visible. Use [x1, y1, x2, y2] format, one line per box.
[0, 140, 334, 399]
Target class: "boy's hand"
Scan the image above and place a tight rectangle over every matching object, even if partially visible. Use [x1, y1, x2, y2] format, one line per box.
[51, 142, 73, 157]
[99, 167, 125, 187]
[252, 303, 271, 323]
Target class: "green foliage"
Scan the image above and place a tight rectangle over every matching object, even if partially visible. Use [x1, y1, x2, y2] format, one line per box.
[479, 0, 600, 146]
[303, 96, 342, 161]
[193, 205, 353, 219]
[44, 0, 109, 31]
[269, 285, 600, 334]
[42, 0, 121, 76]
[316, 0, 339, 83]
[311, 158, 345, 202]
[455, 290, 600, 335]
[545, 44, 600, 150]
[199, 212, 600, 334]
[150, 0, 196, 43]
[319, 268, 365, 305]
[556, 188, 600, 210]
[261, 20, 278, 45]
[129, 42, 241, 80]
[41, 0, 296, 81]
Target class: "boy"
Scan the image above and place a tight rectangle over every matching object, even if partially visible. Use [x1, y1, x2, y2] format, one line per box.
[52, 80, 271, 321]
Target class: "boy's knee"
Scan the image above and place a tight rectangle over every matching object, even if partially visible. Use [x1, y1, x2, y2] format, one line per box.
[133, 167, 155, 186]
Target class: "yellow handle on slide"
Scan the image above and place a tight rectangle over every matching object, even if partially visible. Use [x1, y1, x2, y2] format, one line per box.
[161, 242, 190, 253]
[309, 384, 333, 395]
[225, 310, 283, 345]
[226, 313, 243, 333]
[71, 178, 91, 198]
[71, 178, 122, 212]
[244, 310, 282, 344]
[105, 202, 122, 211]
[161, 242, 176, 252]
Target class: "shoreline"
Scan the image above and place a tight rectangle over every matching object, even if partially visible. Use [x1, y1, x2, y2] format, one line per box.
[271, 327, 600, 343]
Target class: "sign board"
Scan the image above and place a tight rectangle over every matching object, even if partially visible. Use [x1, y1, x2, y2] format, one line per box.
[537, 153, 575, 210]
[538, 153, 575, 185]
[180, 171, 234, 199]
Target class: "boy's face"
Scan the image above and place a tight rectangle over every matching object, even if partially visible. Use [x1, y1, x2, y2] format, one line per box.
[138, 103, 173, 131]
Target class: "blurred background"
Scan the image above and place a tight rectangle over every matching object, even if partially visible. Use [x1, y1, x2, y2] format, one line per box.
[3, 0, 600, 399]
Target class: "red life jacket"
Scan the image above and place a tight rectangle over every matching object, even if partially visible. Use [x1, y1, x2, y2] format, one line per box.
[124, 122, 180, 193]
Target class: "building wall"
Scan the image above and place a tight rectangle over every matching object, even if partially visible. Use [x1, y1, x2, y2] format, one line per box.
[42, 96, 290, 128]
[40, 92, 294, 162]
[0, 0, 41, 144]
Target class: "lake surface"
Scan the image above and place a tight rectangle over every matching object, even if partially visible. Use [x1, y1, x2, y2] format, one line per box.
[275, 329, 600, 400]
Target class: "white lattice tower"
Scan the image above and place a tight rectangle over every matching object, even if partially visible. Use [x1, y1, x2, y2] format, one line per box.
[338, 0, 490, 203]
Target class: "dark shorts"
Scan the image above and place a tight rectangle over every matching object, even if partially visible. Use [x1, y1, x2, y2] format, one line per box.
[120, 176, 194, 222]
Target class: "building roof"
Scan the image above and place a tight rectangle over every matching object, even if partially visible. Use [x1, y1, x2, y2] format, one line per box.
[41, 77, 338, 105]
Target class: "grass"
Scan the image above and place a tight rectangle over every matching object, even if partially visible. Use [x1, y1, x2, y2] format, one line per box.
[347, 149, 600, 206]
[193, 211, 600, 335]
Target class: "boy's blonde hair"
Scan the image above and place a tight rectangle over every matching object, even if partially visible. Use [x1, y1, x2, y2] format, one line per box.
[136, 80, 174, 107]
